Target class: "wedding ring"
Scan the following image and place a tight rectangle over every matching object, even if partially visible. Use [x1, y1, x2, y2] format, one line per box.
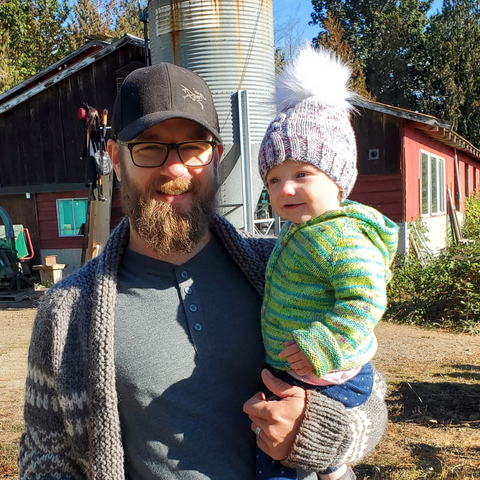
[255, 426, 262, 438]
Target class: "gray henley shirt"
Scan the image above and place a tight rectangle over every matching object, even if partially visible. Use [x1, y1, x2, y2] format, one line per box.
[114, 235, 266, 479]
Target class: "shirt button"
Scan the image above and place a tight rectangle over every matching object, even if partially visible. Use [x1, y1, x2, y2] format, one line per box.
[181, 271, 188, 278]
[194, 323, 202, 331]
[185, 286, 192, 295]
[189, 304, 198, 312]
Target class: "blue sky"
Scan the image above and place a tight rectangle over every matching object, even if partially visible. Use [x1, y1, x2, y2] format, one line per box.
[273, 0, 445, 47]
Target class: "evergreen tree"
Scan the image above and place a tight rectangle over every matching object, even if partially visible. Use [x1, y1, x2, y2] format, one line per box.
[311, 0, 432, 109]
[421, 0, 480, 145]
[0, 0, 69, 93]
[0, 0, 145, 93]
[66, 0, 144, 50]
[315, 11, 372, 99]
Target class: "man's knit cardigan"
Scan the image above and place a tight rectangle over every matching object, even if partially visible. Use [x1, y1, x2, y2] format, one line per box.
[19, 214, 388, 479]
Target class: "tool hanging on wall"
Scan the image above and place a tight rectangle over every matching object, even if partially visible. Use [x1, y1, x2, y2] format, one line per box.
[77, 104, 114, 265]
[78, 104, 113, 201]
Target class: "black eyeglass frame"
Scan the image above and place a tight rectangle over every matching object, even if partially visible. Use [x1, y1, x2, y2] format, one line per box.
[116, 139, 217, 168]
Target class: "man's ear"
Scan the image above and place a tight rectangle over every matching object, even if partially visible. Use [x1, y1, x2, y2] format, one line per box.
[108, 139, 122, 182]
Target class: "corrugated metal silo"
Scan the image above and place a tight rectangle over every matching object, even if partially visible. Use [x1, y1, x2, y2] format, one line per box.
[148, 0, 276, 230]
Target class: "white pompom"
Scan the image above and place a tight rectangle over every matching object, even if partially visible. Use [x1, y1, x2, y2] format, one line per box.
[275, 44, 357, 112]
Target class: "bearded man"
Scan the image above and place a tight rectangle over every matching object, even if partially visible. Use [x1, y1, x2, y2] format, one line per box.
[19, 63, 388, 480]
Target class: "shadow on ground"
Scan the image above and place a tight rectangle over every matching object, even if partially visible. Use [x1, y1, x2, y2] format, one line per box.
[387, 377, 480, 425]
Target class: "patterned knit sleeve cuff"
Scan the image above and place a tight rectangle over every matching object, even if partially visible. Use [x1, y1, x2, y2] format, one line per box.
[281, 389, 351, 472]
[283, 370, 389, 472]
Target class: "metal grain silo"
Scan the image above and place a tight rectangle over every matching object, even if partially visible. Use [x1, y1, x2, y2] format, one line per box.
[148, 0, 275, 230]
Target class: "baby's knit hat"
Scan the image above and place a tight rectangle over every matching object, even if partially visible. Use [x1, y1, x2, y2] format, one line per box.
[258, 45, 358, 200]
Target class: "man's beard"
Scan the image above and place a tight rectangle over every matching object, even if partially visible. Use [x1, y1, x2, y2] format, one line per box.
[120, 167, 219, 257]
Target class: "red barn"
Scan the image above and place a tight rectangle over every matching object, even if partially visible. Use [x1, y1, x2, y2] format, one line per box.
[0, 35, 145, 274]
[350, 100, 480, 254]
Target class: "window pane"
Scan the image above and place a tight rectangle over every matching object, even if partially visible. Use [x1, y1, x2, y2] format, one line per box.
[439, 159, 445, 212]
[58, 200, 75, 236]
[57, 198, 88, 237]
[431, 156, 438, 213]
[73, 200, 88, 235]
[421, 153, 429, 214]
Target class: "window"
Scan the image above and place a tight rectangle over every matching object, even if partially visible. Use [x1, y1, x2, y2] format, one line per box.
[420, 151, 445, 216]
[57, 198, 88, 237]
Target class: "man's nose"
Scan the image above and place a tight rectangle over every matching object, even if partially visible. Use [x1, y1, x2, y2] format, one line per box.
[158, 148, 188, 177]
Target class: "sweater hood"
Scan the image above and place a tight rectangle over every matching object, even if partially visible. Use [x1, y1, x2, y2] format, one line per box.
[307, 200, 399, 267]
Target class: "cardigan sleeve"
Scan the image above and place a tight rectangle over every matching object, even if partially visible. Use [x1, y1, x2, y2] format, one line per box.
[292, 222, 388, 377]
[18, 290, 89, 480]
[284, 370, 388, 470]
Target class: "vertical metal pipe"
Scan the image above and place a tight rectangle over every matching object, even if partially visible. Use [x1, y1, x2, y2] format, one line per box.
[238, 90, 254, 232]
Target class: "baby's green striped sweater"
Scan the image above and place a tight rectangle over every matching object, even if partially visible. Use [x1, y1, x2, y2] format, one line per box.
[261, 200, 399, 378]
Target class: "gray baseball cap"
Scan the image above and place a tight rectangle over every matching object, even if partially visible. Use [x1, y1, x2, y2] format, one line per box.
[112, 63, 222, 143]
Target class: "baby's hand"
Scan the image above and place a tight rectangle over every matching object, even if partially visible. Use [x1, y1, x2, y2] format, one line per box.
[278, 340, 314, 376]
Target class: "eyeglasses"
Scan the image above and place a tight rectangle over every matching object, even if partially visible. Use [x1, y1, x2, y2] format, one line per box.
[117, 140, 217, 168]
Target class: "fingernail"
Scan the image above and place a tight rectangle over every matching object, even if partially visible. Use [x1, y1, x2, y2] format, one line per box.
[263, 369, 273, 378]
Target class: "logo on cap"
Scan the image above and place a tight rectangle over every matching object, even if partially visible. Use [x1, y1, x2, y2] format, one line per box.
[181, 85, 207, 110]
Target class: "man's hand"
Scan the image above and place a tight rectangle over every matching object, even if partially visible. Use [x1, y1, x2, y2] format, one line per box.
[243, 369, 306, 461]
[279, 340, 314, 376]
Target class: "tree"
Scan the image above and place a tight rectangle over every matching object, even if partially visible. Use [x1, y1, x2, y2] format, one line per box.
[420, 0, 480, 145]
[274, 7, 312, 73]
[0, 0, 69, 93]
[311, 0, 432, 109]
[65, 0, 144, 50]
[0, 0, 145, 93]
[315, 11, 372, 99]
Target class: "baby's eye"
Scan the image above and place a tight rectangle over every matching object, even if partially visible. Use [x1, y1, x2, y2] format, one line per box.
[297, 172, 306, 178]
[268, 177, 279, 185]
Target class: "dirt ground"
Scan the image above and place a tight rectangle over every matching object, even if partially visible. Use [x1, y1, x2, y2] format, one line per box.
[1, 302, 480, 479]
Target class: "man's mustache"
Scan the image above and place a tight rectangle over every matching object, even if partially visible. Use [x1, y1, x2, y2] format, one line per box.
[145, 176, 196, 197]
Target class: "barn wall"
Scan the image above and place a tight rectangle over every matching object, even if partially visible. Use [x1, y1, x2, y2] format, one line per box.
[349, 173, 403, 222]
[0, 43, 145, 190]
[36, 190, 89, 250]
[403, 125, 456, 222]
[352, 108, 402, 176]
[457, 151, 480, 205]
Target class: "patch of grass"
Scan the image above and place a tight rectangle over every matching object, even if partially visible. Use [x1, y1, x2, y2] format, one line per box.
[0, 443, 19, 478]
[358, 427, 480, 479]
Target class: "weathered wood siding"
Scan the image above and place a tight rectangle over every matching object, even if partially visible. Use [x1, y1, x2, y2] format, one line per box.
[348, 107, 403, 221]
[349, 173, 403, 221]
[352, 108, 402, 176]
[0, 43, 144, 189]
[36, 187, 124, 251]
[36, 191, 88, 250]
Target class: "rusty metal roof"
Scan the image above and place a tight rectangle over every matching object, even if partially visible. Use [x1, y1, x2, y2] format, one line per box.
[0, 34, 144, 115]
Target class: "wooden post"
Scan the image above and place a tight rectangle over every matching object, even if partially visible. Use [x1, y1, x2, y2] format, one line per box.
[86, 172, 113, 261]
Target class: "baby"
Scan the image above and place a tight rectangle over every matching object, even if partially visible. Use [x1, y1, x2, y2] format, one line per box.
[255, 46, 399, 480]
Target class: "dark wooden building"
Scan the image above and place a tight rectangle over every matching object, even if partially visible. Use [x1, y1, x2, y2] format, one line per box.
[0, 35, 145, 272]
[349, 100, 480, 253]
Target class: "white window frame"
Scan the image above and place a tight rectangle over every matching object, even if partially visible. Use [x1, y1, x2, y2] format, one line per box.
[420, 150, 446, 216]
[56, 198, 88, 237]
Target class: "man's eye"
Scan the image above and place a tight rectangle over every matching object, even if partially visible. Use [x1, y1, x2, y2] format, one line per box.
[135, 144, 164, 153]
[181, 145, 203, 154]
